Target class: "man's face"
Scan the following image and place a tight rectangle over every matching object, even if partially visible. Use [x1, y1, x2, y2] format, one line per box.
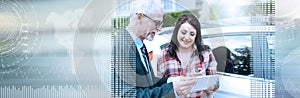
[139, 10, 163, 41]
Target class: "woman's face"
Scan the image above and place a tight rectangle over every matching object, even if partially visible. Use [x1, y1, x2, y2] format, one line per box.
[177, 22, 197, 49]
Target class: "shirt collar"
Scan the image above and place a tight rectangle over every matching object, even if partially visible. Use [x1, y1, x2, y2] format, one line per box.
[134, 37, 144, 49]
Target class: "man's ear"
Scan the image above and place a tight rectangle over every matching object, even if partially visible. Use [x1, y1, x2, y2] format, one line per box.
[136, 13, 143, 20]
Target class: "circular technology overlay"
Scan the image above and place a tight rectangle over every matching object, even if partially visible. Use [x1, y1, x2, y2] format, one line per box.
[0, 0, 40, 73]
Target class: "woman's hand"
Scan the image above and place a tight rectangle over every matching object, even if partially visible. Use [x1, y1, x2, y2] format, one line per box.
[203, 78, 220, 98]
[191, 70, 206, 77]
[201, 85, 217, 98]
[206, 84, 218, 93]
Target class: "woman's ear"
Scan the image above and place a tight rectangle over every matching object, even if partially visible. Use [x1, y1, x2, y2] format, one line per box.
[136, 13, 143, 20]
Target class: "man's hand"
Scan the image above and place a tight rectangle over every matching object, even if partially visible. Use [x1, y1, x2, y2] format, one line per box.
[171, 76, 197, 96]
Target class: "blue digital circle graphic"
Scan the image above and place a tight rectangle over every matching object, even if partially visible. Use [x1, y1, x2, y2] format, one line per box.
[0, 0, 40, 73]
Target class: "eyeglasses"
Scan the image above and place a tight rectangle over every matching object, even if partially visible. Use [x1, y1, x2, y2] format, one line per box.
[137, 13, 163, 28]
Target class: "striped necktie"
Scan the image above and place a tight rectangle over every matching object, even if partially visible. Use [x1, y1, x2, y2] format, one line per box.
[141, 45, 150, 71]
[140, 44, 153, 84]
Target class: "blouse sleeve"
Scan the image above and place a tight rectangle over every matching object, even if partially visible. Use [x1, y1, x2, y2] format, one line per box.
[156, 50, 166, 78]
[206, 50, 217, 75]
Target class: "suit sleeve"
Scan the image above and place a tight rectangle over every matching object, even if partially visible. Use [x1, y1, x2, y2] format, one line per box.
[122, 75, 175, 98]
[136, 82, 175, 98]
[153, 76, 168, 87]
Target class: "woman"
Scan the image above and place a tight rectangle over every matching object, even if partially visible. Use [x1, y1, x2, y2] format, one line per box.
[157, 14, 218, 98]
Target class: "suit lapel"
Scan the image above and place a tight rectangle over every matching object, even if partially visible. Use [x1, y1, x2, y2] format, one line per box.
[126, 33, 154, 87]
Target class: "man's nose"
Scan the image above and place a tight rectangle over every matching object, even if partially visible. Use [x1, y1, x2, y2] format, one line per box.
[156, 27, 162, 31]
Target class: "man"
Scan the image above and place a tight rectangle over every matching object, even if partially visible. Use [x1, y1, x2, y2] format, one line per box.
[112, 0, 197, 98]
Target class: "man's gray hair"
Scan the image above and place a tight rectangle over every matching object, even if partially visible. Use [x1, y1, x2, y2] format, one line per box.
[130, 0, 163, 19]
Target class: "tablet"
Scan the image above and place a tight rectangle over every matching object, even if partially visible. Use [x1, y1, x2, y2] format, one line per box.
[190, 75, 220, 92]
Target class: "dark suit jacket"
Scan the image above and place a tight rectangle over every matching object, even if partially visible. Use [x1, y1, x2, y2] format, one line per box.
[112, 30, 175, 98]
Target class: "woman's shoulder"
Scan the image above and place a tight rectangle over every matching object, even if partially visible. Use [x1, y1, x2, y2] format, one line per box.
[200, 48, 213, 56]
[158, 48, 177, 59]
[158, 48, 170, 57]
